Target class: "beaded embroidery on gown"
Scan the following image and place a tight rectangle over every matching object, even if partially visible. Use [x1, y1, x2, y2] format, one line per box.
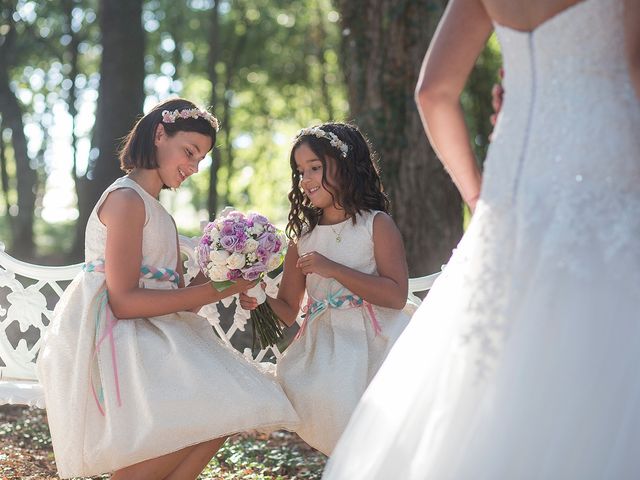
[37, 177, 299, 478]
[324, 0, 640, 478]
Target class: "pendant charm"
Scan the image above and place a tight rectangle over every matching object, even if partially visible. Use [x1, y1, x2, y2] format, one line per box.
[336, 235, 342, 243]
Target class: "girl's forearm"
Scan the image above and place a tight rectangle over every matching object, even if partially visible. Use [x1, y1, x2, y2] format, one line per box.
[108, 283, 240, 319]
[267, 295, 301, 327]
[330, 263, 407, 310]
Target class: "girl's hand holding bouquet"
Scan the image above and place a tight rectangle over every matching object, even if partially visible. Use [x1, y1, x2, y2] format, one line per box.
[196, 207, 287, 350]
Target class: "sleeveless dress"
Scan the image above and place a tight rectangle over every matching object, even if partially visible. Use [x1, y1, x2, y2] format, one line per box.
[276, 210, 410, 455]
[324, 1, 640, 478]
[37, 177, 299, 478]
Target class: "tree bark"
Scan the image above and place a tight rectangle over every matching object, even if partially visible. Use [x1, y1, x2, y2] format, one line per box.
[0, 119, 10, 216]
[207, 0, 221, 218]
[0, 8, 37, 259]
[335, 0, 462, 276]
[62, 0, 80, 190]
[71, 0, 145, 260]
[314, 2, 335, 121]
[207, 4, 248, 214]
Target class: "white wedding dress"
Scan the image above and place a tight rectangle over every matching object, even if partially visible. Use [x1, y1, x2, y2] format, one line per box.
[324, 0, 640, 478]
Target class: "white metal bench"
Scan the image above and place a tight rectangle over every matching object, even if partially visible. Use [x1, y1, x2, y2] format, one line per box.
[0, 235, 440, 408]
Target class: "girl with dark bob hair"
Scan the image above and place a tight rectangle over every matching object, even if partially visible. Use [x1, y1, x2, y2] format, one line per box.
[38, 97, 299, 480]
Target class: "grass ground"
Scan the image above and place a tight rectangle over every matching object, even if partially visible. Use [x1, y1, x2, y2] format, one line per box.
[0, 405, 326, 480]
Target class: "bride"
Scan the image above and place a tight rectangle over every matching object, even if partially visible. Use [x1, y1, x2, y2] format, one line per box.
[323, 0, 640, 478]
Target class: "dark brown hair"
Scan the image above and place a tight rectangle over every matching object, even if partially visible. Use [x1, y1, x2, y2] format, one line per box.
[286, 122, 390, 241]
[119, 98, 217, 173]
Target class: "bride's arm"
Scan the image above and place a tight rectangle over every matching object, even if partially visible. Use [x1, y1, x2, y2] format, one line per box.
[624, 0, 640, 101]
[415, 0, 493, 212]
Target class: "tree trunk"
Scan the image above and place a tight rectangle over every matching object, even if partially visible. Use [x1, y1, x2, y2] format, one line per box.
[71, 0, 145, 260]
[0, 120, 10, 216]
[314, 2, 335, 121]
[207, 0, 221, 218]
[335, 0, 461, 276]
[0, 10, 37, 259]
[62, 0, 80, 190]
[207, 4, 248, 214]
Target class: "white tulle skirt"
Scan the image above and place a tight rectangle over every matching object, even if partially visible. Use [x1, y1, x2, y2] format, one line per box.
[323, 196, 640, 479]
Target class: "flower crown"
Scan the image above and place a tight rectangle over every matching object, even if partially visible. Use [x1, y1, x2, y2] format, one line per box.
[297, 126, 349, 158]
[161, 108, 220, 132]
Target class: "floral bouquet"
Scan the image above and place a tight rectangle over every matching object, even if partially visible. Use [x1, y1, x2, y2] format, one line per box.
[196, 207, 287, 350]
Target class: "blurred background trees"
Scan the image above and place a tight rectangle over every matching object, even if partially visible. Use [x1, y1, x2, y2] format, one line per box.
[0, 0, 500, 275]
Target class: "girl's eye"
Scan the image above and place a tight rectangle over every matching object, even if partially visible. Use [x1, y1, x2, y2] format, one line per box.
[185, 149, 193, 157]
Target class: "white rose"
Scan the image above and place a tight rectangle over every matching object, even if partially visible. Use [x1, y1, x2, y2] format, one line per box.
[208, 229, 220, 243]
[266, 254, 283, 271]
[247, 252, 258, 263]
[219, 206, 239, 217]
[250, 224, 264, 235]
[208, 264, 229, 282]
[242, 238, 259, 253]
[209, 249, 230, 265]
[226, 252, 246, 270]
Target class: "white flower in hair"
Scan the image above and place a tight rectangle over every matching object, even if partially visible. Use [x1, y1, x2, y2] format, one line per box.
[297, 126, 349, 158]
[161, 108, 220, 131]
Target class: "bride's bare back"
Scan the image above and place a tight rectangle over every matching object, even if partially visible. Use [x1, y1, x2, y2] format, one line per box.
[481, 0, 589, 32]
[412, 0, 639, 213]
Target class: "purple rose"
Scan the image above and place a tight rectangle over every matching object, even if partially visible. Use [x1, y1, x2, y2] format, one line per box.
[242, 264, 267, 281]
[256, 246, 269, 263]
[248, 212, 269, 226]
[220, 235, 238, 251]
[221, 224, 235, 237]
[233, 239, 246, 253]
[196, 243, 210, 270]
[234, 231, 248, 242]
[272, 238, 282, 254]
[228, 211, 245, 219]
[227, 269, 243, 280]
[202, 222, 216, 234]
[258, 232, 278, 252]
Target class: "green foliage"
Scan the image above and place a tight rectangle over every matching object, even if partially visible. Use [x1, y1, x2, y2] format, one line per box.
[0, 406, 51, 449]
[2, 0, 348, 261]
[143, 0, 347, 228]
[201, 432, 326, 480]
[3, 0, 502, 261]
[461, 33, 502, 166]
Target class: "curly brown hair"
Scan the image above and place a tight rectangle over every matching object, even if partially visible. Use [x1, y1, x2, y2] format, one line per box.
[286, 122, 390, 241]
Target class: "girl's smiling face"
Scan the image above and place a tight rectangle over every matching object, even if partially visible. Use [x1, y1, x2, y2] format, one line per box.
[294, 142, 340, 211]
[154, 125, 212, 188]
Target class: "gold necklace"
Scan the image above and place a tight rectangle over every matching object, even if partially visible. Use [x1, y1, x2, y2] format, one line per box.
[329, 221, 348, 243]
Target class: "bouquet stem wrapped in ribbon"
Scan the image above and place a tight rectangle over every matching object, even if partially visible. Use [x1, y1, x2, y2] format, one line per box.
[196, 207, 287, 350]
